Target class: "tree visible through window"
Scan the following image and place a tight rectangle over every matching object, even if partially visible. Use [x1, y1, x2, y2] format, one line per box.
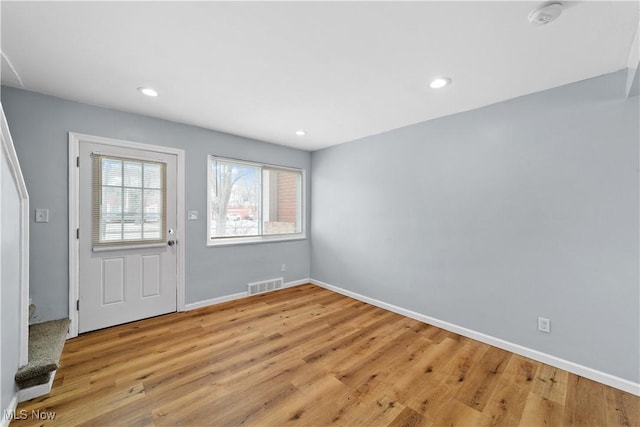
[208, 157, 303, 242]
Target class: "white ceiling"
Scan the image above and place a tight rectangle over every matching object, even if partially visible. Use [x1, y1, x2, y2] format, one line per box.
[1, 1, 638, 151]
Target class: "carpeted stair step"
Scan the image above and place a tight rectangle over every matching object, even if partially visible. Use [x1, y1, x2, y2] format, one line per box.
[15, 318, 71, 390]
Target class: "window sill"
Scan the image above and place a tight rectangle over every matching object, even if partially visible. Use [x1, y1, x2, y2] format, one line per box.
[208, 234, 306, 247]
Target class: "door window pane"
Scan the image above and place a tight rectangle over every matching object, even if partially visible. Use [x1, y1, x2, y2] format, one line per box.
[101, 186, 122, 241]
[123, 161, 142, 187]
[93, 155, 166, 246]
[144, 163, 162, 189]
[102, 158, 122, 186]
[143, 188, 162, 240]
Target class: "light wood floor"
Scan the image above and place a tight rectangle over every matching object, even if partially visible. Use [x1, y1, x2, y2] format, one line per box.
[13, 284, 639, 426]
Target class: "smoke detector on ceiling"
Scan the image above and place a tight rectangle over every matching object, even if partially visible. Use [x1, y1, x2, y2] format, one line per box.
[529, 2, 563, 26]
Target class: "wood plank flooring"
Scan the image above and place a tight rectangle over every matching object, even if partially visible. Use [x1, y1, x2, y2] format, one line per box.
[12, 284, 639, 426]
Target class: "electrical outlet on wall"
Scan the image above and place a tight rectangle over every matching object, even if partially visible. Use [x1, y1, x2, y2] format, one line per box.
[281, 264, 286, 272]
[537, 317, 551, 333]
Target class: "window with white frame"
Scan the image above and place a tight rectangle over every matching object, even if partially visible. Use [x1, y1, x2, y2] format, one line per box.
[93, 155, 166, 247]
[208, 156, 304, 244]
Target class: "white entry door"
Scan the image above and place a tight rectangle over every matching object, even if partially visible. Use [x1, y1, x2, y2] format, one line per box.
[78, 141, 177, 333]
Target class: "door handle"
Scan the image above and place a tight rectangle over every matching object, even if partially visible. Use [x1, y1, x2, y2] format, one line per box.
[167, 240, 176, 246]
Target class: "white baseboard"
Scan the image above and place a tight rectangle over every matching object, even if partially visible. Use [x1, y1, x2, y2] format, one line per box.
[183, 278, 311, 311]
[184, 292, 248, 311]
[1, 393, 18, 427]
[17, 370, 55, 403]
[281, 278, 310, 289]
[310, 278, 640, 396]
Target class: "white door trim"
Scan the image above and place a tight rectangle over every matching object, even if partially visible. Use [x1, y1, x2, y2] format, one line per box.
[68, 132, 186, 338]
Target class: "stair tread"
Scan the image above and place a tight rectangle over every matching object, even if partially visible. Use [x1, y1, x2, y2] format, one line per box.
[15, 318, 71, 384]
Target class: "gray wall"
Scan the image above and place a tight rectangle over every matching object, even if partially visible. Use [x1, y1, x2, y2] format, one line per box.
[311, 70, 640, 383]
[0, 86, 311, 322]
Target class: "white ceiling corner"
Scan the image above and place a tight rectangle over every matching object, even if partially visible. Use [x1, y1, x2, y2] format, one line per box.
[1, 51, 23, 89]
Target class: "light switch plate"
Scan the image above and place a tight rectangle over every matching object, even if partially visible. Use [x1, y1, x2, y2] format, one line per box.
[35, 209, 49, 223]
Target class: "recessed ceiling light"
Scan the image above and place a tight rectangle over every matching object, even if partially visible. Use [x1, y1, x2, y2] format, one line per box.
[138, 87, 158, 97]
[429, 77, 451, 89]
[295, 130, 306, 136]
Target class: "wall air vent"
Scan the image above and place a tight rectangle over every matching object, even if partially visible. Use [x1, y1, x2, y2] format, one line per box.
[248, 278, 284, 296]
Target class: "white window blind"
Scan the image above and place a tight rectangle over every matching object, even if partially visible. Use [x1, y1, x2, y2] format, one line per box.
[92, 155, 167, 247]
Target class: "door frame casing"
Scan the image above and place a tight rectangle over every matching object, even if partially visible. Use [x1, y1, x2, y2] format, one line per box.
[68, 132, 186, 338]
